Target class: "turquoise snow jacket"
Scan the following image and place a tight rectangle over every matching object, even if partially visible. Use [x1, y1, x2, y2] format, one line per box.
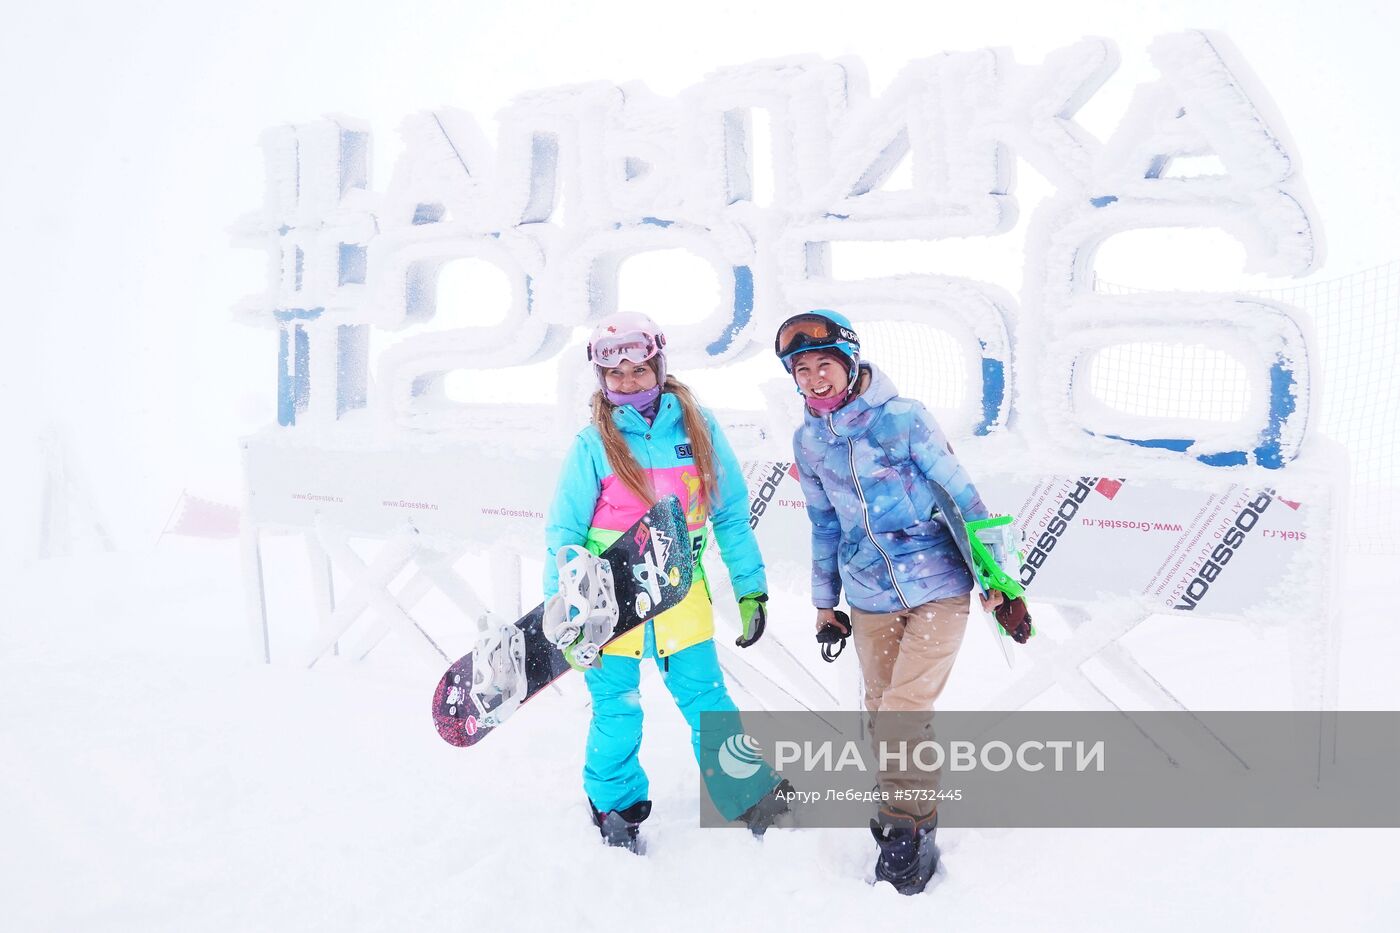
[792, 364, 988, 614]
[544, 393, 767, 657]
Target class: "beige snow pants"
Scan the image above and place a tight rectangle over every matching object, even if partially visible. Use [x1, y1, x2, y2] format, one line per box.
[851, 594, 970, 819]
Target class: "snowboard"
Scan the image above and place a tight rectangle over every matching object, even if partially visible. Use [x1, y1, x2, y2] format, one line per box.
[431, 495, 694, 748]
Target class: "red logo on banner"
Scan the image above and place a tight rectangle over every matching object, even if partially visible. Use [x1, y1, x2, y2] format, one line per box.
[1095, 478, 1124, 500]
[788, 463, 800, 481]
[1279, 497, 1302, 510]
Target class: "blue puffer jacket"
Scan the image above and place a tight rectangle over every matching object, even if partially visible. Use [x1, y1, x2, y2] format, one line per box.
[792, 363, 989, 613]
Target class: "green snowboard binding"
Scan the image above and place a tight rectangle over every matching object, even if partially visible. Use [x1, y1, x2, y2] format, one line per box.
[964, 516, 1034, 654]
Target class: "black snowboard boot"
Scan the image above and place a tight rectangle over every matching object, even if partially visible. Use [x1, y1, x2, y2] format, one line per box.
[870, 809, 939, 894]
[739, 779, 795, 837]
[589, 799, 652, 854]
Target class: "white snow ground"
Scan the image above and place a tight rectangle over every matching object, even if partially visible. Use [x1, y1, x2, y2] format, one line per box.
[5, 541, 1397, 933]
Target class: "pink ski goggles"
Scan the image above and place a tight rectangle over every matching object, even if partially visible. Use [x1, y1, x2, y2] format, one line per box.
[589, 330, 665, 368]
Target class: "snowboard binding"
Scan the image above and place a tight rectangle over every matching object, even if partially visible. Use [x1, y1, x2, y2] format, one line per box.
[966, 516, 1034, 645]
[469, 622, 528, 724]
[543, 545, 620, 670]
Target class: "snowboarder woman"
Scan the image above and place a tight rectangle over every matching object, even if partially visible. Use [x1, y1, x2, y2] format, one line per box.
[775, 309, 1030, 894]
[546, 311, 784, 851]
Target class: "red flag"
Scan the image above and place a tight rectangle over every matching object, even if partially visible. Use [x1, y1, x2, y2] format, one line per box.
[166, 493, 242, 539]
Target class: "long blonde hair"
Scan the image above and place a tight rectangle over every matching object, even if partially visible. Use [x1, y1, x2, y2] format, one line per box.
[591, 374, 721, 511]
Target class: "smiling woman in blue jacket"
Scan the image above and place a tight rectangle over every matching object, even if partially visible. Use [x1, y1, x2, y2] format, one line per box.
[776, 309, 1005, 895]
[545, 311, 786, 852]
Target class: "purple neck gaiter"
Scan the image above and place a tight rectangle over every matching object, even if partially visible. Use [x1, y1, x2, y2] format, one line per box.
[607, 386, 663, 422]
[598, 357, 666, 423]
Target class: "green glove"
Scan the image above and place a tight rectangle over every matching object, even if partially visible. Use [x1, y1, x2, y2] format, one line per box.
[736, 593, 768, 648]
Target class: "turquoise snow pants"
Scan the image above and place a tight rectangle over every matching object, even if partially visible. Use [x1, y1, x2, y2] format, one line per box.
[583, 622, 775, 820]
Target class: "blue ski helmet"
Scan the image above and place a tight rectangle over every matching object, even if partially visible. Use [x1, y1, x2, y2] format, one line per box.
[775, 310, 860, 377]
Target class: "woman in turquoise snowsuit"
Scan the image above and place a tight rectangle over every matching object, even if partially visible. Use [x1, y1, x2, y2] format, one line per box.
[545, 312, 786, 850]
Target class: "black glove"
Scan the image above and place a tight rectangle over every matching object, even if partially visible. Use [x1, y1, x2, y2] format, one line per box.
[816, 610, 851, 662]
